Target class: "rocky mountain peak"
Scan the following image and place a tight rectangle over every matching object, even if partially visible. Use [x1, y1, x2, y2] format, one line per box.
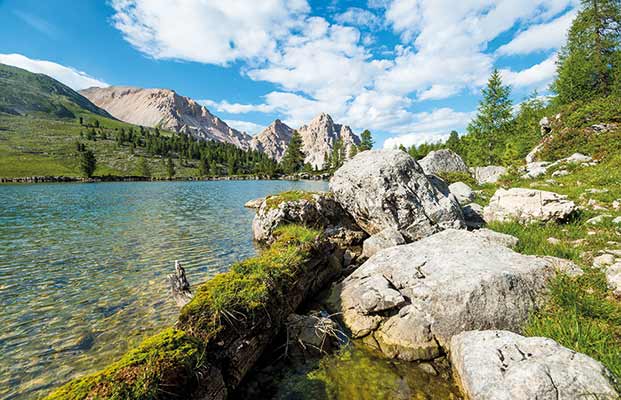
[79, 86, 252, 150]
[298, 113, 360, 169]
[250, 119, 295, 161]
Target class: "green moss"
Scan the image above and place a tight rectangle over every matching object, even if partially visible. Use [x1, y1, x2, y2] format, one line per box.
[46, 328, 206, 400]
[264, 191, 319, 210]
[179, 224, 321, 337]
[436, 171, 477, 186]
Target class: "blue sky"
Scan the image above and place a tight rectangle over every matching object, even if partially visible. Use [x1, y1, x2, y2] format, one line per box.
[0, 0, 579, 148]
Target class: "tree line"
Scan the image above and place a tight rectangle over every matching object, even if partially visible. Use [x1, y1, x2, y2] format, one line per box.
[401, 0, 621, 167]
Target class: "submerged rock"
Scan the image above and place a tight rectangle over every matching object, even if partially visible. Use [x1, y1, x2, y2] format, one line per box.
[419, 149, 469, 176]
[330, 150, 464, 242]
[328, 229, 559, 361]
[450, 330, 620, 400]
[483, 188, 576, 224]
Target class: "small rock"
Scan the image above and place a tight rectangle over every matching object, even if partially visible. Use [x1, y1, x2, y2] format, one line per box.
[547, 237, 561, 245]
[448, 181, 475, 205]
[585, 188, 609, 194]
[586, 215, 611, 225]
[612, 216, 621, 225]
[472, 166, 507, 185]
[612, 200, 620, 210]
[484, 188, 577, 224]
[418, 362, 438, 376]
[362, 227, 406, 259]
[605, 263, 621, 296]
[552, 169, 569, 177]
[593, 253, 616, 268]
[244, 197, 265, 209]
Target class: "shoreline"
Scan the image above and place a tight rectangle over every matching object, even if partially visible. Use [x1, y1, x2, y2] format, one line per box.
[0, 173, 330, 184]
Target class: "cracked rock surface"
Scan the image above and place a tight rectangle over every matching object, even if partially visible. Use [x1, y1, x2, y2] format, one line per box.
[330, 150, 465, 242]
[450, 330, 620, 400]
[484, 188, 577, 224]
[327, 229, 561, 361]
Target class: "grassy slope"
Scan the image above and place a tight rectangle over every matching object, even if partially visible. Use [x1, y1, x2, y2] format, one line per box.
[0, 113, 202, 178]
[477, 151, 621, 380]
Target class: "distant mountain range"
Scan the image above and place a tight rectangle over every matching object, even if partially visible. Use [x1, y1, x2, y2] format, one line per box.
[81, 85, 360, 169]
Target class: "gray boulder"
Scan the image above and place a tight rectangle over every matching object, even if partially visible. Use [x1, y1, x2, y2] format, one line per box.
[483, 188, 576, 224]
[244, 197, 265, 209]
[419, 149, 469, 175]
[449, 181, 475, 205]
[472, 166, 507, 185]
[330, 150, 465, 242]
[251, 191, 362, 243]
[450, 330, 619, 400]
[327, 229, 559, 361]
[362, 227, 406, 259]
[606, 262, 621, 296]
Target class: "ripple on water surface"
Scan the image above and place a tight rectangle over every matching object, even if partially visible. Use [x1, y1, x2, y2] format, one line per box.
[0, 180, 328, 400]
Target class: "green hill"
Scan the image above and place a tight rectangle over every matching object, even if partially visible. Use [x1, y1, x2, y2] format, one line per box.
[0, 63, 111, 119]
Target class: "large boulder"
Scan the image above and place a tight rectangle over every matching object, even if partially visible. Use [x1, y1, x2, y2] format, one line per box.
[362, 227, 406, 259]
[329, 150, 465, 242]
[472, 166, 507, 185]
[450, 330, 619, 400]
[419, 149, 469, 175]
[252, 191, 363, 244]
[483, 188, 577, 224]
[449, 181, 475, 205]
[327, 229, 561, 361]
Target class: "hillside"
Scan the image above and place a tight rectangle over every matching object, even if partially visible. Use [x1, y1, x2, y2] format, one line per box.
[0, 63, 111, 119]
[80, 86, 252, 150]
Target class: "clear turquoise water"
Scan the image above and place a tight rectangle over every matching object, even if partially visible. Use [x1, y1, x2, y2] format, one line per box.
[0, 180, 328, 400]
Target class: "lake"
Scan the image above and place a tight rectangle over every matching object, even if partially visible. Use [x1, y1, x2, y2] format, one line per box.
[0, 180, 328, 400]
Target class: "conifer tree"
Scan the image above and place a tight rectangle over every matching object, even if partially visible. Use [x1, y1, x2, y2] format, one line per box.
[466, 69, 514, 166]
[553, 0, 621, 104]
[281, 131, 305, 174]
[136, 157, 151, 177]
[358, 129, 374, 151]
[166, 157, 175, 178]
[78, 148, 96, 178]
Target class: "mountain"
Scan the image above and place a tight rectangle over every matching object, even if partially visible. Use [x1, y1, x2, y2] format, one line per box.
[250, 119, 294, 161]
[0, 63, 111, 119]
[297, 113, 360, 169]
[80, 86, 252, 150]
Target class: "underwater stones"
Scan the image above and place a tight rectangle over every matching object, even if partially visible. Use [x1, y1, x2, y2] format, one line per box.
[450, 330, 620, 400]
[330, 150, 464, 242]
[483, 188, 576, 224]
[330, 229, 557, 361]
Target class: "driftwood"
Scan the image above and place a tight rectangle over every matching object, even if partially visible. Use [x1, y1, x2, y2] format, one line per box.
[168, 260, 193, 308]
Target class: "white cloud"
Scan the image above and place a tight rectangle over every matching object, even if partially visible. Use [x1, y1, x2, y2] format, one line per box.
[334, 7, 383, 30]
[110, 0, 310, 65]
[0, 53, 108, 90]
[224, 119, 265, 135]
[383, 132, 450, 149]
[497, 10, 576, 55]
[500, 54, 558, 88]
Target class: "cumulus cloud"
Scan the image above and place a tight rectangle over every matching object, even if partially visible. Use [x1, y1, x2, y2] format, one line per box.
[497, 10, 576, 55]
[500, 54, 558, 88]
[334, 7, 383, 30]
[224, 119, 265, 135]
[0, 53, 108, 90]
[110, 0, 309, 65]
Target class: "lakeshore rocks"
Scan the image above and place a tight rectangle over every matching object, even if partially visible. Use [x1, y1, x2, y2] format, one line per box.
[483, 188, 577, 224]
[328, 229, 558, 361]
[361, 227, 406, 259]
[450, 330, 620, 400]
[251, 192, 363, 244]
[418, 149, 469, 176]
[244, 197, 265, 209]
[449, 182, 475, 205]
[330, 150, 465, 242]
[472, 166, 506, 185]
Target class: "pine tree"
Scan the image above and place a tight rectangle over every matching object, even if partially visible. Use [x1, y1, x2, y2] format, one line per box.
[466, 69, 514, 166]
[349, 144, 359, 159]
[78, 148, 96, 178]
[331, 138, 345, 170]
[553, 0, 621, 104]
[281, 131, 305, 174]
[198, 156, 209, 176]
[359, 129, 374, 151]
[136, 157, 151, 177]
[166, 157, 175, 178]
[445, 131, 462, 155]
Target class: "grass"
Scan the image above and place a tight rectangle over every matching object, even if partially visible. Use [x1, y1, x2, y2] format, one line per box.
[482, 151, 621, 384]
[0, 113, 202, 178]
[47, 224, 322, 399]
[264, 190, 321, 210]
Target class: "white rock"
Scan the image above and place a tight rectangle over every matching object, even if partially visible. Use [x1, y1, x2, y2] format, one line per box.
[586, 215, 611, 225]
[329, 229, 558, 361]
[472, 166, 507, 185]
[593, 253, 616, 268]
[244, 197, 265, 209]
[551, 169, 569, 177]
[483, 188, 577, 224]
[472, 228, 519, 249]
[330, 150, 465, 242]
[547, 237, 561, 245]
[418, 149, 469, 176]
[522, 162, 550, 179]
[362, 228, 406, 259]
[449, 181, 475, 205]
[450, 330, 619, 400]
[612, 216, 621, 225]
[606, 263, 621, 296]
[525, 143, 545, 163]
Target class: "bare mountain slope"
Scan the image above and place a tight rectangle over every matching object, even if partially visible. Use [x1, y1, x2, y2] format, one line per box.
[80, 86, 251, 149]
